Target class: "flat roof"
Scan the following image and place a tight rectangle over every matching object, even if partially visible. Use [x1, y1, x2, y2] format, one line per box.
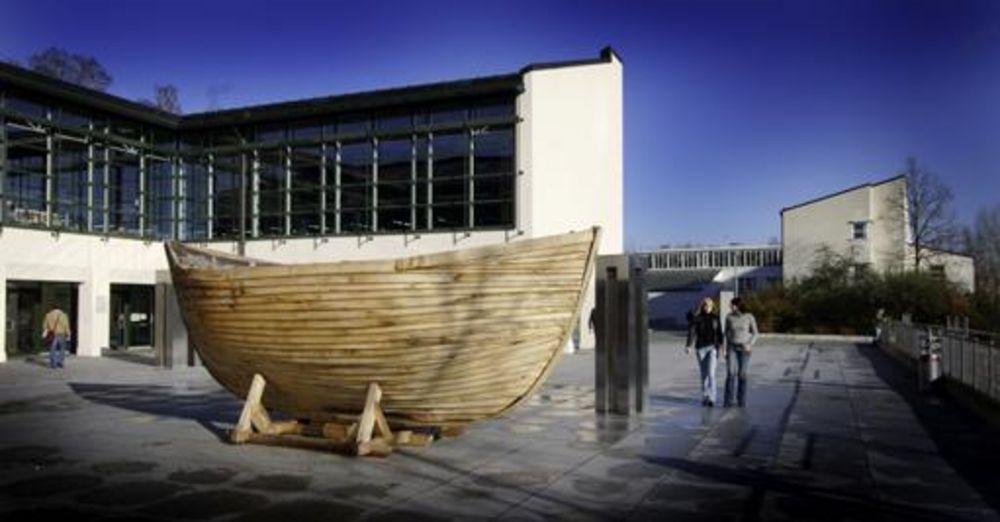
[0, 47, 620, 130]
[780, 174, 905, 215]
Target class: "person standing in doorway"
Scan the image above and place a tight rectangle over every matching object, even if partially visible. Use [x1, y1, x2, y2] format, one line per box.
[723, 297, 758, 407]
[686, 297, 722, 407]
[43, 304, 71, 369]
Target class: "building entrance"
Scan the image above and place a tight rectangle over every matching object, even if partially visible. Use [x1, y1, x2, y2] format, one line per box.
[4, 281, 79, 358]
[110, 284, 154, 350]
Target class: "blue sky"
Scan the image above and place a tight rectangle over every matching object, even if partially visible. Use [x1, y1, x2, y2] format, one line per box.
[2, 0, 997, 250]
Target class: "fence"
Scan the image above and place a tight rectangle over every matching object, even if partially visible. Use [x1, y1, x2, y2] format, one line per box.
[881, 319, 1000, 403]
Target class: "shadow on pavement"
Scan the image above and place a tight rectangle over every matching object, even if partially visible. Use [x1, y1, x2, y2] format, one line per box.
[100, 348, 159, 368]
[856, 343, 1000, 514]
[68, 382, 237, 441]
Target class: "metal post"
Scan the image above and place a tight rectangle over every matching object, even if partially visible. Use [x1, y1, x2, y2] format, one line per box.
[284, 145, 292, 236]
[238, 151, 247, 255]
[206, 154, 214, 240]
[427, 133, 434, 230]
[595, 254, 649, 415]
[468, 129, 475, 228]
[410, 135, 417, 232]
[176, 158, 186, 240]
[372, 137, 378, 233]
[45, 111, 53, 228]
[138, 136, 146, 236]
[334, 142, 341, 234]
[86, 122, 94, 232]
[250, 150, 259, 238]
[102, 129, 110, 235]
[320, 143, 327, 235]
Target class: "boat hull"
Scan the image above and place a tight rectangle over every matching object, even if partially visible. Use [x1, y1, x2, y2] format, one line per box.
[166, 228, 600, 427]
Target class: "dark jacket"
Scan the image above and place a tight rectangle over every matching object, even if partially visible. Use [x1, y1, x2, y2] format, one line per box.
[687, 311, 722, 349]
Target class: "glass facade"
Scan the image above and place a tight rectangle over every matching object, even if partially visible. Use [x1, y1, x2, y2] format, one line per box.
[0, 83, 518, 242]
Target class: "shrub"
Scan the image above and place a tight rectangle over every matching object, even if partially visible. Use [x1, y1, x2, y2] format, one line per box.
[742, 251, 972, 334]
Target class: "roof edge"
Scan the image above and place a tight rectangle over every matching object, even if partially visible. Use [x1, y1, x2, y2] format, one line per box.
[780, 174, 906, 215]
[519, 47, 621, 75]
[2, 47, 619, 129]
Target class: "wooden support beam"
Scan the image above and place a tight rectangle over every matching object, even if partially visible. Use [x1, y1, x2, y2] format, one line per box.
[232, 373, 267, 444]
[230, 379, 424, 457]
[355, 382, 384, 445]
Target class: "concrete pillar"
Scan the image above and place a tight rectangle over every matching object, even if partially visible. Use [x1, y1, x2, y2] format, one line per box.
[77, 274, 109, 357]
[155, 270, 190, 369]
[0, 267, 6, 363]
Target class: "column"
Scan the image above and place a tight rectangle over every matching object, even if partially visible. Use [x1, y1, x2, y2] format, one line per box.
[0, 267, 7, 364]
[76, 274, 110, 358]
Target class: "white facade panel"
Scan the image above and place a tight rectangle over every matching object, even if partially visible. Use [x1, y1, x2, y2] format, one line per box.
[0, 228, 168, 361]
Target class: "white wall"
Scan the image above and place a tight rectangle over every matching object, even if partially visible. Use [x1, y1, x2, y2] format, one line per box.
[0, 227, 168, 362]
[518, 52, 624, 348]
[782, 177, 907, 282]
[924, 249, 976, 293]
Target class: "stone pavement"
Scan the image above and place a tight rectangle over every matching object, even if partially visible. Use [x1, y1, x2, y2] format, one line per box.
[1, 333, 999, 521]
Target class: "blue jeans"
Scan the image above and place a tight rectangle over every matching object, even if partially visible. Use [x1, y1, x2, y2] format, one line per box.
[49, 335, 68, 368]
[695, 346, 717, 404]
[725, 344, 751, 406]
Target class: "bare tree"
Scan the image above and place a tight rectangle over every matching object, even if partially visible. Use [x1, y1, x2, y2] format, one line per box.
[28, 47, 112, 91]
[965, 204, 1000, 297]
[897, 157, 958, 270]
[138, 84, 182, 114]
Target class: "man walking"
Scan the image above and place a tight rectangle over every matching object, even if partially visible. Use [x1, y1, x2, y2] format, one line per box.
[43, 304, 72, 369]
[723, 297, 758, 407]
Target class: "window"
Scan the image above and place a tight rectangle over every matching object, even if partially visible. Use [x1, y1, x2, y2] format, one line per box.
[339, 141, 373, 232]
[0, 90, 519, 240]
[290, 147, 322, 235]
[4, 122, 47, 226]
[377, 138, 413, 231]
[852, 221, 867, 240]
[930, 265, 946, 280]
[53, 137, 88, 232]
[737, 277, 756, 295]
[108, 147, 141, 235]
[146, 156, 174, 238]
[211, 154, 243, 239]
[256, 148, 285, 236]
[472, 127, 514, 227]
[431, 132, 468, 229]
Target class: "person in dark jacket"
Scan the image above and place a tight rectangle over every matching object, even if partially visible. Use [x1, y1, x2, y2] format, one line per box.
[686, 297, 723, 406]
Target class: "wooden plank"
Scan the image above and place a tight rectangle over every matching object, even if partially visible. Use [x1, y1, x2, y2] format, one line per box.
[231, 373, 266, 444]
[355, 383, 383, 445]
[356, 437, 393, 458]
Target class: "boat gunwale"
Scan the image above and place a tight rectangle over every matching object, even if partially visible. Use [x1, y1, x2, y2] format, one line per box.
[167, 227, 599, 279]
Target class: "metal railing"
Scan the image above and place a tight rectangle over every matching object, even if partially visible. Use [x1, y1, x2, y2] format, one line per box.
[881, 319, 1000, 403]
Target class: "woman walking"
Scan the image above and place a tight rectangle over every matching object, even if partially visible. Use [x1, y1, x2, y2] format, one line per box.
[723, 297, 758, 407]
[686, 297, 722, 407]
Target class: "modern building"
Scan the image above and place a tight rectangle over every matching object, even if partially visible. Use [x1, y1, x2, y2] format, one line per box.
[0, 48, 623, 364]
[642, 175, 975, 330]
[781, 175, 974, 292]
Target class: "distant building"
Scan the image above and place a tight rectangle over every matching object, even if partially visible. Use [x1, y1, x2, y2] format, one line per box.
[642, 175, 975, 330]
[781, 175, 974, 292]
[641, 245, 782, 329]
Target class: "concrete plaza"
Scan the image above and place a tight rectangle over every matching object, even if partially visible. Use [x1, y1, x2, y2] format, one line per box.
[1, 333, 999, 521]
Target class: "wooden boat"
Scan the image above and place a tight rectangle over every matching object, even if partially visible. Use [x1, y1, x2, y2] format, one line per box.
[165, 227, 600, 429]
